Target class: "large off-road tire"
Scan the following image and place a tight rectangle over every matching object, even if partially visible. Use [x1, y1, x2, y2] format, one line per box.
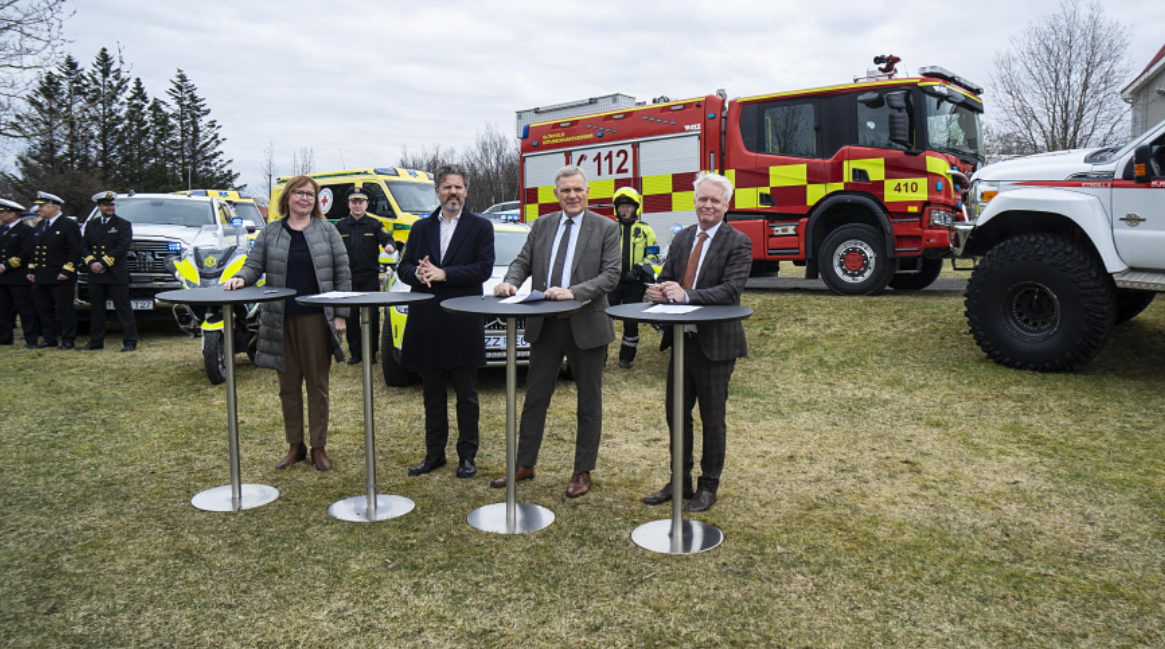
[964, 233, 1116, 372]
[889, 258, 944, 291]
[1115, 289, 1156, 325]
[819, 224, 897, 296]
[203, 330, 227, 385]
[381, 319, 414, 387]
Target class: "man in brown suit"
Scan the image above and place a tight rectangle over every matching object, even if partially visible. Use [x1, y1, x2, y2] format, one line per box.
[492, 165, 620, 498]
[643, 172, 751, 513]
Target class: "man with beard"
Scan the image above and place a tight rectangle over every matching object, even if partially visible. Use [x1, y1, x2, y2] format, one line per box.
[398, 164, 495, 479]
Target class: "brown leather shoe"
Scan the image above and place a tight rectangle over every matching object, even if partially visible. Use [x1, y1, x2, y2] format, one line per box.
[275, 443, 306, 470]
[566, 471, 591, 498]
[490, 465, 534, 489]
[311, 447, 332, 471]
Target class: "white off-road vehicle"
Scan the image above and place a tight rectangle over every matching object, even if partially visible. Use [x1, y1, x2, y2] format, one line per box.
[951, 118, 1165, 371]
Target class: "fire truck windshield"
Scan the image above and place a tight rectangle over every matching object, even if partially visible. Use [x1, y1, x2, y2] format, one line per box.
[925, 94, 983, 161]
[384, 181, 439, 215]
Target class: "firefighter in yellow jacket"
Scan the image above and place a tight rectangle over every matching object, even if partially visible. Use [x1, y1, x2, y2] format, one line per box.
[607, 187, 657, 369]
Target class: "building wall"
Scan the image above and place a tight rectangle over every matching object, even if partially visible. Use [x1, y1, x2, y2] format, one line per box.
[1131, 66, 1165, 136]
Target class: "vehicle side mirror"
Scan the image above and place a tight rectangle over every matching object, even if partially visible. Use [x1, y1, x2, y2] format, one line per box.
[1134, 143, 1152, 184]
[889, 113, 911, 148]
[885, 91, 907, 111]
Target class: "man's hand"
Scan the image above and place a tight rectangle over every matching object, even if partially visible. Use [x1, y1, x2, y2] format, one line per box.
[384, 243, 395, 254]
[223, 277, 244, 290]
[493, 282, 516, 297]
[646, 284, 664, 303]
[57, 273, 68, 281]
[334, 316, 346, 336]
[26, 274, 34, 283]
[544, 287, 574, 301]
[90, 262, 104, 274]
[658, 281, 687, 304]
[417, 256, 445, 286]
[0, 265, 6, 275]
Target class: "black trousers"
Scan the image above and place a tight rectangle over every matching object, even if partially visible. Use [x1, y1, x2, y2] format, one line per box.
[666, 332, 736, 494]
[87, 283, 138, 345]
[346, 273, 380, 358]
[422, 366, 480, 460]
[33, 282, 76, 345]
[517, 317, 606, 473]
[0, 283, 39, 344]
[608, 280, 647, 363]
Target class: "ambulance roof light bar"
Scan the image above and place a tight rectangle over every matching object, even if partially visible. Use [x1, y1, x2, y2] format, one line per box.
[919, 66, 985, 96]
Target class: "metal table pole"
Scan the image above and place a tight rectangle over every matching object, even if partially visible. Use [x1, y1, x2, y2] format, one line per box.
[630, 320, 724, 553]
[466, 312, 554, 534]
[191, 304, 280, 512]
[328, 304, 415, 522]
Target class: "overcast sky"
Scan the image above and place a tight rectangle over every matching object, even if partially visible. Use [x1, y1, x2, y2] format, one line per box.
[51, 0, 1165, 196]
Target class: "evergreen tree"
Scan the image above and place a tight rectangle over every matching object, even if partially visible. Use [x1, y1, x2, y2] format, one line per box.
[57, 55, 92, 172]
[119, 78, 151, 192]
[166, 69, 238, 190]
[145, 97, 175, 191]
[11, 70, 66, 177]
[85, 47, 128, 183]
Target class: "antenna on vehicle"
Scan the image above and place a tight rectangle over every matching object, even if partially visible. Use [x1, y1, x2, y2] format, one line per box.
[340, 148, 347, 169]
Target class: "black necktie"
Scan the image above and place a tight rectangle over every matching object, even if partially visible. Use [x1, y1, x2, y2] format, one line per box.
[549, 217, 574, 289]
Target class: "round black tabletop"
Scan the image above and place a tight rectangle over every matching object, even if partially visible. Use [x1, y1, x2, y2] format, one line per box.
[296, 292, 433, 307]
[155, 286, 296, 306]
[441, 295, 585, 318]
[606, 302, 753, 324]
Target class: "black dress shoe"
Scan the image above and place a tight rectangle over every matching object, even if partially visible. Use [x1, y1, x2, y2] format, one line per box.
[121, 344, 136, 352]
[33, 341, 54, 349]
[684, 489, 718, 513]
[78, 342, 104, 351]
[407, 456, 446, 477]
[456, 457, 477, 479]
[24, 342, 40, 349]
[619, 359, 632, 369]
[641, 481, 695, 505]
[347, 356, 361, 365]
[58, 342, 75, 350]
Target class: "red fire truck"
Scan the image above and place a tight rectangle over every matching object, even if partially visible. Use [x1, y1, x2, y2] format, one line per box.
[519, 59, 984, 294]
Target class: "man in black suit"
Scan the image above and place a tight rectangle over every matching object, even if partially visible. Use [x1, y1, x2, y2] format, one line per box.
[27, 192, 81, 349]
[398, 164, 495, 479]
[643, 172, 751, 513]
[492, 165, 621, 498]
[79, 191, 137, 352]
[0, 197, 39, 347]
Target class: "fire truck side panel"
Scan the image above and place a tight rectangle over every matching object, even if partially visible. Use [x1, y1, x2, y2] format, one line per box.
[637, 135, 701, 248]
[523, 151, 569, 221]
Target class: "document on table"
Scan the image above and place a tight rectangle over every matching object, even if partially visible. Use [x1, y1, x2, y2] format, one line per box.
[500, 290, 545, 304]
[644, 304, 701, 315]
[305, 291, 369, 299]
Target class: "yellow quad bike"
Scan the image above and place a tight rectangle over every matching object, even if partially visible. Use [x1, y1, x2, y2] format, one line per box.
[165, 222, 264, 384]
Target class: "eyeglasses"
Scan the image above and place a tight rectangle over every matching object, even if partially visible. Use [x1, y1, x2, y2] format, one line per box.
[290, 190, 316, 199]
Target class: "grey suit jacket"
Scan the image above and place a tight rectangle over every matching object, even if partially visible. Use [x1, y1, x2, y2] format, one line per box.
[504, 210, 620, 350]
[659, 222, 751, 361]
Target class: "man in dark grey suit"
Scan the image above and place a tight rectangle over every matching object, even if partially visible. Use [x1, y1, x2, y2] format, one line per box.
[492, 165, 620, 498]
[643, 171, 751, 513]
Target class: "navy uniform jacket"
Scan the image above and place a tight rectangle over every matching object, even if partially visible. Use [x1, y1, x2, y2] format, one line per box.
[397, 209, 495, 373]
[0, 220, 35, 286]
[335, 214, 393, 276]
[80, 214, 132, 285]
[30, 216, 82, 284]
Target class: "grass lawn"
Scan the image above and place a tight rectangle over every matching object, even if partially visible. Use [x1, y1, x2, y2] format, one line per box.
[2, 285, 1164, 648]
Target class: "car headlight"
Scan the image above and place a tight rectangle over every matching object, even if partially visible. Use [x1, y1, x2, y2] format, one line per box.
[929, 208, 957, 228]
[970, 180, 999, 219]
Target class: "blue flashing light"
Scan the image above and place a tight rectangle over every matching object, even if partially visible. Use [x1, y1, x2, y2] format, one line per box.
[167, 241, 183, 252]
[708, 113, 715, 119]
[231, 217, 243, 226]
[522, 125, 530, 140]
[646, 245, 660, 255]
[671, 223, 683, 234]
[936, 181, 943, 191]
[597, 131, 604, 137]
[532, 141, 538, 147]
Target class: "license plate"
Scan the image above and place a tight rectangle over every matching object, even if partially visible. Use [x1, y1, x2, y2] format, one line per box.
[485, 334, 526, 350]
[107, 299, 154, 310]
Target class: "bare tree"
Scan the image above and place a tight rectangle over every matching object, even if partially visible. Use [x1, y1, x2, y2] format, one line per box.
[259, 140, 277, 201]
[289, 146, 313, 176]
[397, 143, 455, 176]
[459, 123, 520, 211]
[991, 0, 1131, 153]
[0, 0, 72, 140]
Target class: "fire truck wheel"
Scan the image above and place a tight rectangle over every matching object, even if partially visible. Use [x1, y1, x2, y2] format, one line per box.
[819, 224, 896, 296]
[964, 233, 1116, 372]
[381, 321, 416, 387]
[1115, 289, 1156, 325]
[889, 258, 944, 291]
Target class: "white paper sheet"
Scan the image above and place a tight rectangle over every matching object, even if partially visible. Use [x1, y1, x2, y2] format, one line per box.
[644, 304, 701, 315]
[500, 290, 546, 304]
[304, 291, 370, 299]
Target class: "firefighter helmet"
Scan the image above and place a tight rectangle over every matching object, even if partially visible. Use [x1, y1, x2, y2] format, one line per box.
[612, 187, 642, 218]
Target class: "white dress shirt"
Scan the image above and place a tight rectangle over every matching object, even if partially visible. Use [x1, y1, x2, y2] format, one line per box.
[546, 211, 584, 289]
[439, 210, 461, 262]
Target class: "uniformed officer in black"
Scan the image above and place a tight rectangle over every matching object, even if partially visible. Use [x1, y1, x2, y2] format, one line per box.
[335, 187, 395, 364]
[0, 197, 40, 347]
[27, 191, 81, 349]
[79, 191, 137, 352]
